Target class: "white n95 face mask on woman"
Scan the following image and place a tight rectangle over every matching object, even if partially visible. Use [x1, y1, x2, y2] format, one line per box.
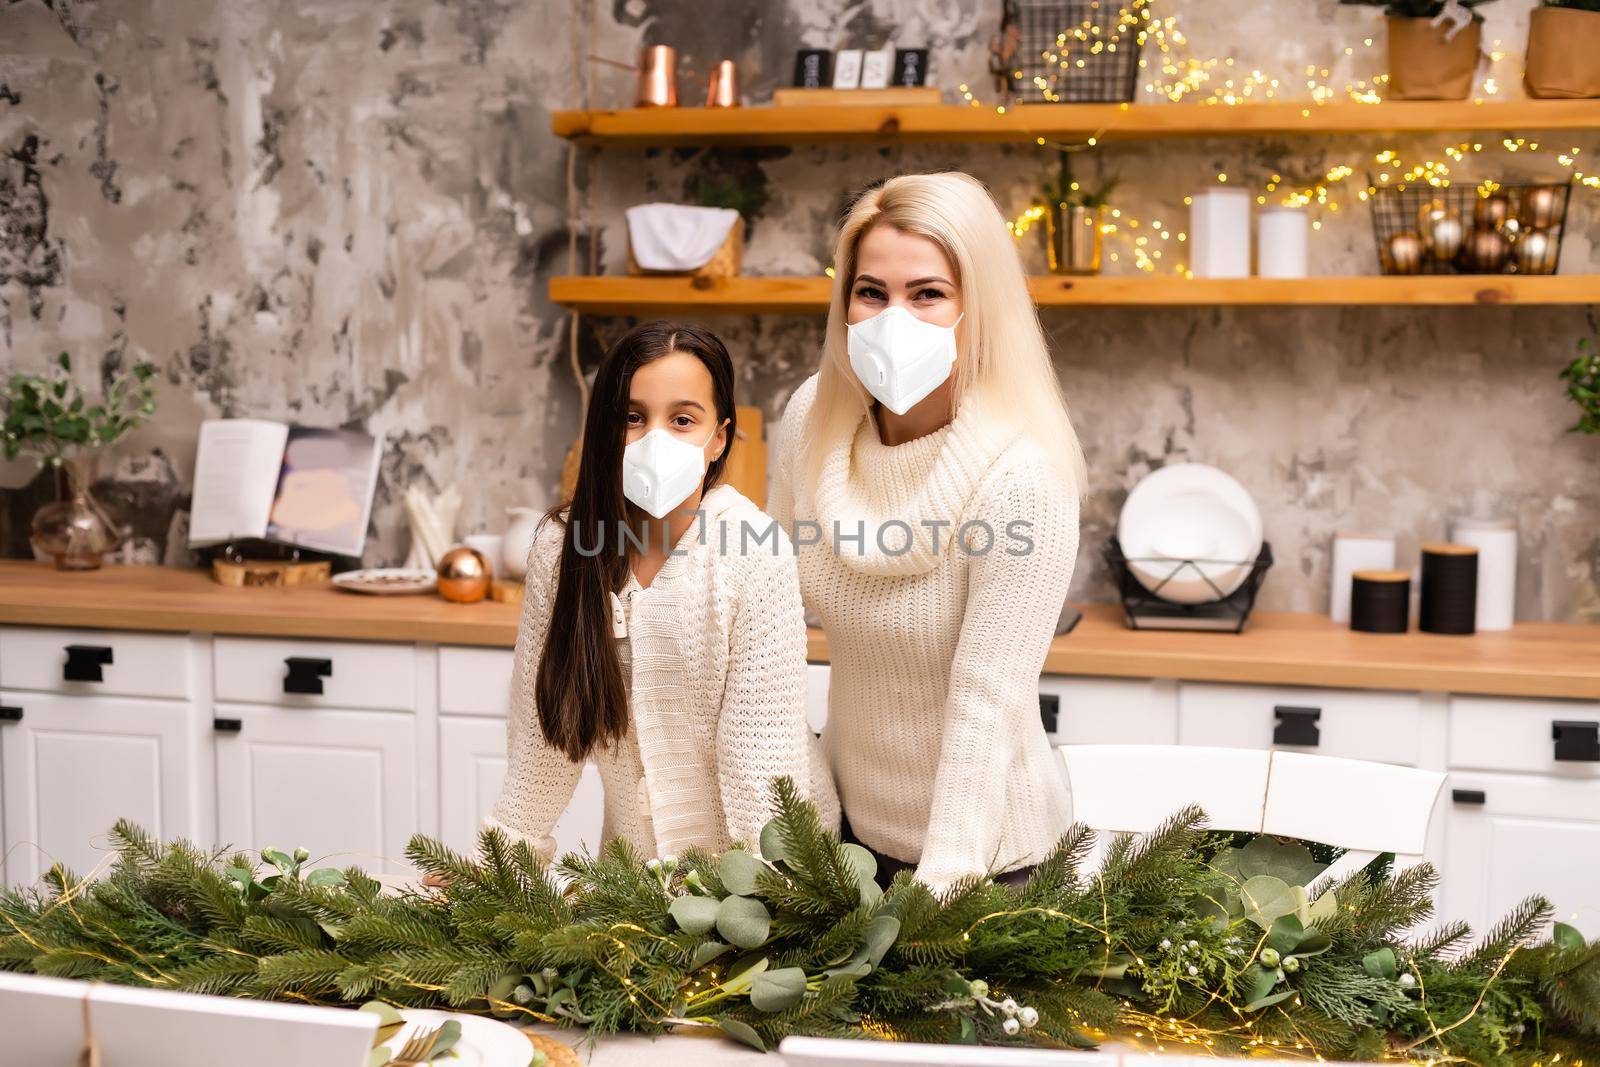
[846, 305, 963, 416]
[622, 426, 717, 519]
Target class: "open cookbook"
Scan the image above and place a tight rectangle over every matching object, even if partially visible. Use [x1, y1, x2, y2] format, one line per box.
[187, 419, 382, 558]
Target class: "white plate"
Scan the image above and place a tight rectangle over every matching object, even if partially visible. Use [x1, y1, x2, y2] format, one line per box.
[1117, 463, 1262, 604]
[377, 1009, 535, 1067]
[333, 568, 438, 595]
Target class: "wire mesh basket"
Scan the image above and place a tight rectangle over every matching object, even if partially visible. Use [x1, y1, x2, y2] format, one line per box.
[1004, 0, 1147, 104]
[1103, 538, 1273, 633]
[1368, 179, 1572, 276]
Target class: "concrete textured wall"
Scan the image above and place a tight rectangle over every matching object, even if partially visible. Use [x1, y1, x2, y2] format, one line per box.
[2, 0, 1597, 621]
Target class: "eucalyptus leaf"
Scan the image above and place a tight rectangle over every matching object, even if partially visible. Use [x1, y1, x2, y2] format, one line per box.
[1244, 988, 1296, 1012]
[720, 849, 764, 897]
[1266, 915, 1306, 956]
[1295, 929, 1333, 957]
[261, 848, 296, 874]
[720, 956, 770, 994]
[1554, 922, 1586, 952]
[759, 821, 788, 865]
[691, 940, 732, 969]
[719, 1019, 766, 1051]
[1243, 965, 1284, 1009]
[716, 894, 771, 948]
[367, 1049, 393, 1067]
[1306, 891, 1339, 926]
[857, 915, 900, 969]
[750, 966, 808, 1012]
[670, 894, 720, 935]
[823, 960, 872, 980]
[1363, 947, 1397, 980]
[840, 843, 877, 886]
[429, 1019, 462, 1059]
[958, 1016, 978, 1044]
[1240, 876, 1302, 930]
[358, 1000, 404, 1029]
[306, 868, 345, 888]
[485, 972, 521, 1017]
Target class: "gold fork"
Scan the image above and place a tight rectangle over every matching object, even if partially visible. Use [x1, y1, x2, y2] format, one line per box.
[390, 1023, 443, 1066]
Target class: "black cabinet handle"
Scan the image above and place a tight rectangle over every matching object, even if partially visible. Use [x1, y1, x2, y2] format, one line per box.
[213, 717, 242, 733]
[0, 705, 22, 723]
[1552, 720, 1600, 762]
[1039, 693, 1060, 734]
[1452, 788, 1487, 805]
[1273, 705, 1322, 746]
[63, 644, 114, 683]
[283, 656, 333, 695]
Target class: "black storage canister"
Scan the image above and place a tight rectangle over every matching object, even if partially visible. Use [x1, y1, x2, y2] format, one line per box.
[1350, 569, 1410, 633]
[1420, 542, 1479, 635]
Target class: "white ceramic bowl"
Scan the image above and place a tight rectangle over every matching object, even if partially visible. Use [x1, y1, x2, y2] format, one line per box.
[1117, 463, 1263, 604]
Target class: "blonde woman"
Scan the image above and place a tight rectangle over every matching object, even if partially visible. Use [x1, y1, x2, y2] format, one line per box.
[768, 172, 1086, 893]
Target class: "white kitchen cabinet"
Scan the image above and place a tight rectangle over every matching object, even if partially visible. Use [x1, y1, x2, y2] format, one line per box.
[213, 703, 418, 874]
[0, 690, 199, 885]
[214, 637, 415, 712]
[437, 715, 605, 860]
[1040, 676, 1178, 745]
[1177, 682, 1425, 766]
[1441, 771, 1600, 939]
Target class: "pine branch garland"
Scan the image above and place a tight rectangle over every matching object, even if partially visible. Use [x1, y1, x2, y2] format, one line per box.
[0, 779, 1593, 1064]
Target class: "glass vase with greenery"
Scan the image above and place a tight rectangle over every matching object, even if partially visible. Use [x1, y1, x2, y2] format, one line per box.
[3, 353, 158, 569]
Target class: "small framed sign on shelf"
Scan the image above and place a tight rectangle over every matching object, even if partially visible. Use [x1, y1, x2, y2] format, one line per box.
[793, 48, 831, 88]
[894, 48, 929, 86]
[832, 48, 863, 89]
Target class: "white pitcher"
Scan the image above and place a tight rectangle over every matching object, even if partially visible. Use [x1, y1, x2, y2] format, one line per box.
[502, 506, 543, 579]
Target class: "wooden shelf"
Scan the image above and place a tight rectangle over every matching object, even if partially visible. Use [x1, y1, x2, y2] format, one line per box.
[552, 100, 1600, 146]
[549, 274, 1600, 314]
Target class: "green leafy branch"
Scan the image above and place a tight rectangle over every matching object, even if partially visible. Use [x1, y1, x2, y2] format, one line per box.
[1560, 336, 1600, 436]
[1, 352, 159, 464]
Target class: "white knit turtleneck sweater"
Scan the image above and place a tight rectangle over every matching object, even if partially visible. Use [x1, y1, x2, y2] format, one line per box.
[769, 374, 1080, 892]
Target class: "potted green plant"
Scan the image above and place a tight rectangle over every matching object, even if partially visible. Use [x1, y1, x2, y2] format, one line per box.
[1035, 151, 1119, 275]
[1526, 0, 1600, 98]
[2, 353, 158, 569]
[1340, 0, 1498, 100]
[1560, 336, 1600, 435]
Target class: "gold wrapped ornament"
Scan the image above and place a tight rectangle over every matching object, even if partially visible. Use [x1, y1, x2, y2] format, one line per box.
[1456, 228, 1510, 273]
[436, 545, 492, 603]
[1385, 232, 1424, 275]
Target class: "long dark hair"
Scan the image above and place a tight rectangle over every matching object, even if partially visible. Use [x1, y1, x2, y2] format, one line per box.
[535, 321, 737, 762]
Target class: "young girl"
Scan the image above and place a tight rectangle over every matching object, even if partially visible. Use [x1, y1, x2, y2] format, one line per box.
[486, 321, 838, 862]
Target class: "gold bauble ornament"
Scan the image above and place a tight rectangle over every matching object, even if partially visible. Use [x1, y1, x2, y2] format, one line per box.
[1512, 228, 1556, 274]
[1425, 215, 1466, 261]
[1456, 227, 1510, 273]
[1520, 185, 1562, 230]
[1416, 199, 1453, 235]
[436, 545, 492, 603]
[1386, 232, 1424, 275]
[1473, 193, 1510, 230]
[1497, 216, 1523, 242]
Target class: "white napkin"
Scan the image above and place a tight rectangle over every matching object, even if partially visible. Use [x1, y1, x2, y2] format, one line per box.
[626, 203, 740, 271]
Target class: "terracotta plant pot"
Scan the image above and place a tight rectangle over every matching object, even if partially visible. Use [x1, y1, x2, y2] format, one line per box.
[1385, 15, 1482, 100]
[1525, 6, 1600, 99]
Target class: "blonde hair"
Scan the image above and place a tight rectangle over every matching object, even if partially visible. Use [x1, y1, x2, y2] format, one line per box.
[797, 171, 1088, 501]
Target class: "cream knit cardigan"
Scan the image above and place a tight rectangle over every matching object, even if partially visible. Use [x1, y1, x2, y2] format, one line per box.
[769, 375, 1080, 892]
[485, 483, 840, 861]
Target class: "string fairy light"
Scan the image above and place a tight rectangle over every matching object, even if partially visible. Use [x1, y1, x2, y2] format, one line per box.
[976, 6, 1598, 275]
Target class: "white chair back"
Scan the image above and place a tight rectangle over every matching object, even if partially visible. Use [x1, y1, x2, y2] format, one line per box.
[0, 971, 377, 1067]
[1059, 743, 1446, 891]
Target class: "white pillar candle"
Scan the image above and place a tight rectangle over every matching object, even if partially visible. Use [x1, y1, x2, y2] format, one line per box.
[1258, 206, 1309, 278]
[1189, 189, 1251, 278]
[1451, 516, 1517, 631]
[1330, 530, 1397, 623]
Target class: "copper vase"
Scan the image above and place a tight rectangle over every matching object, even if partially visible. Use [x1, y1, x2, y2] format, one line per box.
[706, 60, 740, 107]
[635, 45, 678, 107]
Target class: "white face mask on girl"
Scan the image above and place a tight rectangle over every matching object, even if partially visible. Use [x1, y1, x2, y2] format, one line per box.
[846, 305, 964, 416]
[622, 425, 718, 519]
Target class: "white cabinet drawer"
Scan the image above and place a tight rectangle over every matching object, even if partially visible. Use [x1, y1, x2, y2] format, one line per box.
[213, 637, 415, 711]
[213, 702, 419, 874]
[439, 647, 514, 717]
[1040, 675, 1177, 745]
[1177, 682, 1423, 766]
[1449, 695, 1600, 776]
[0, 626, 193, 700]
[1441, 771, 1600, 939]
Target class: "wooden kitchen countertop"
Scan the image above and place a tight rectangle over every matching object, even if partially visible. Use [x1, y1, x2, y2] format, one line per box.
[1, 561, 1596, 699]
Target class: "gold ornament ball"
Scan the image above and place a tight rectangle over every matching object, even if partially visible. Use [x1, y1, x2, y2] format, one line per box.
[1513, 228, 1556, 274]
[1520, 185, 1562, 230]
[1386, 232, 1424, 275]
[1416, 199, 1453, 235]
[1473, 193, 1510, 230]
[1456, 227, 1510, 273]
[436, 545, 492, 603]
[1425, 215, 1466, 261]
[1497, 215, 1523, 241]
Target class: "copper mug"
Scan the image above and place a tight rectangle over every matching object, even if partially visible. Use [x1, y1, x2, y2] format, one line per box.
[636, 44, 678, 107]
[706, 59, 740, 107]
